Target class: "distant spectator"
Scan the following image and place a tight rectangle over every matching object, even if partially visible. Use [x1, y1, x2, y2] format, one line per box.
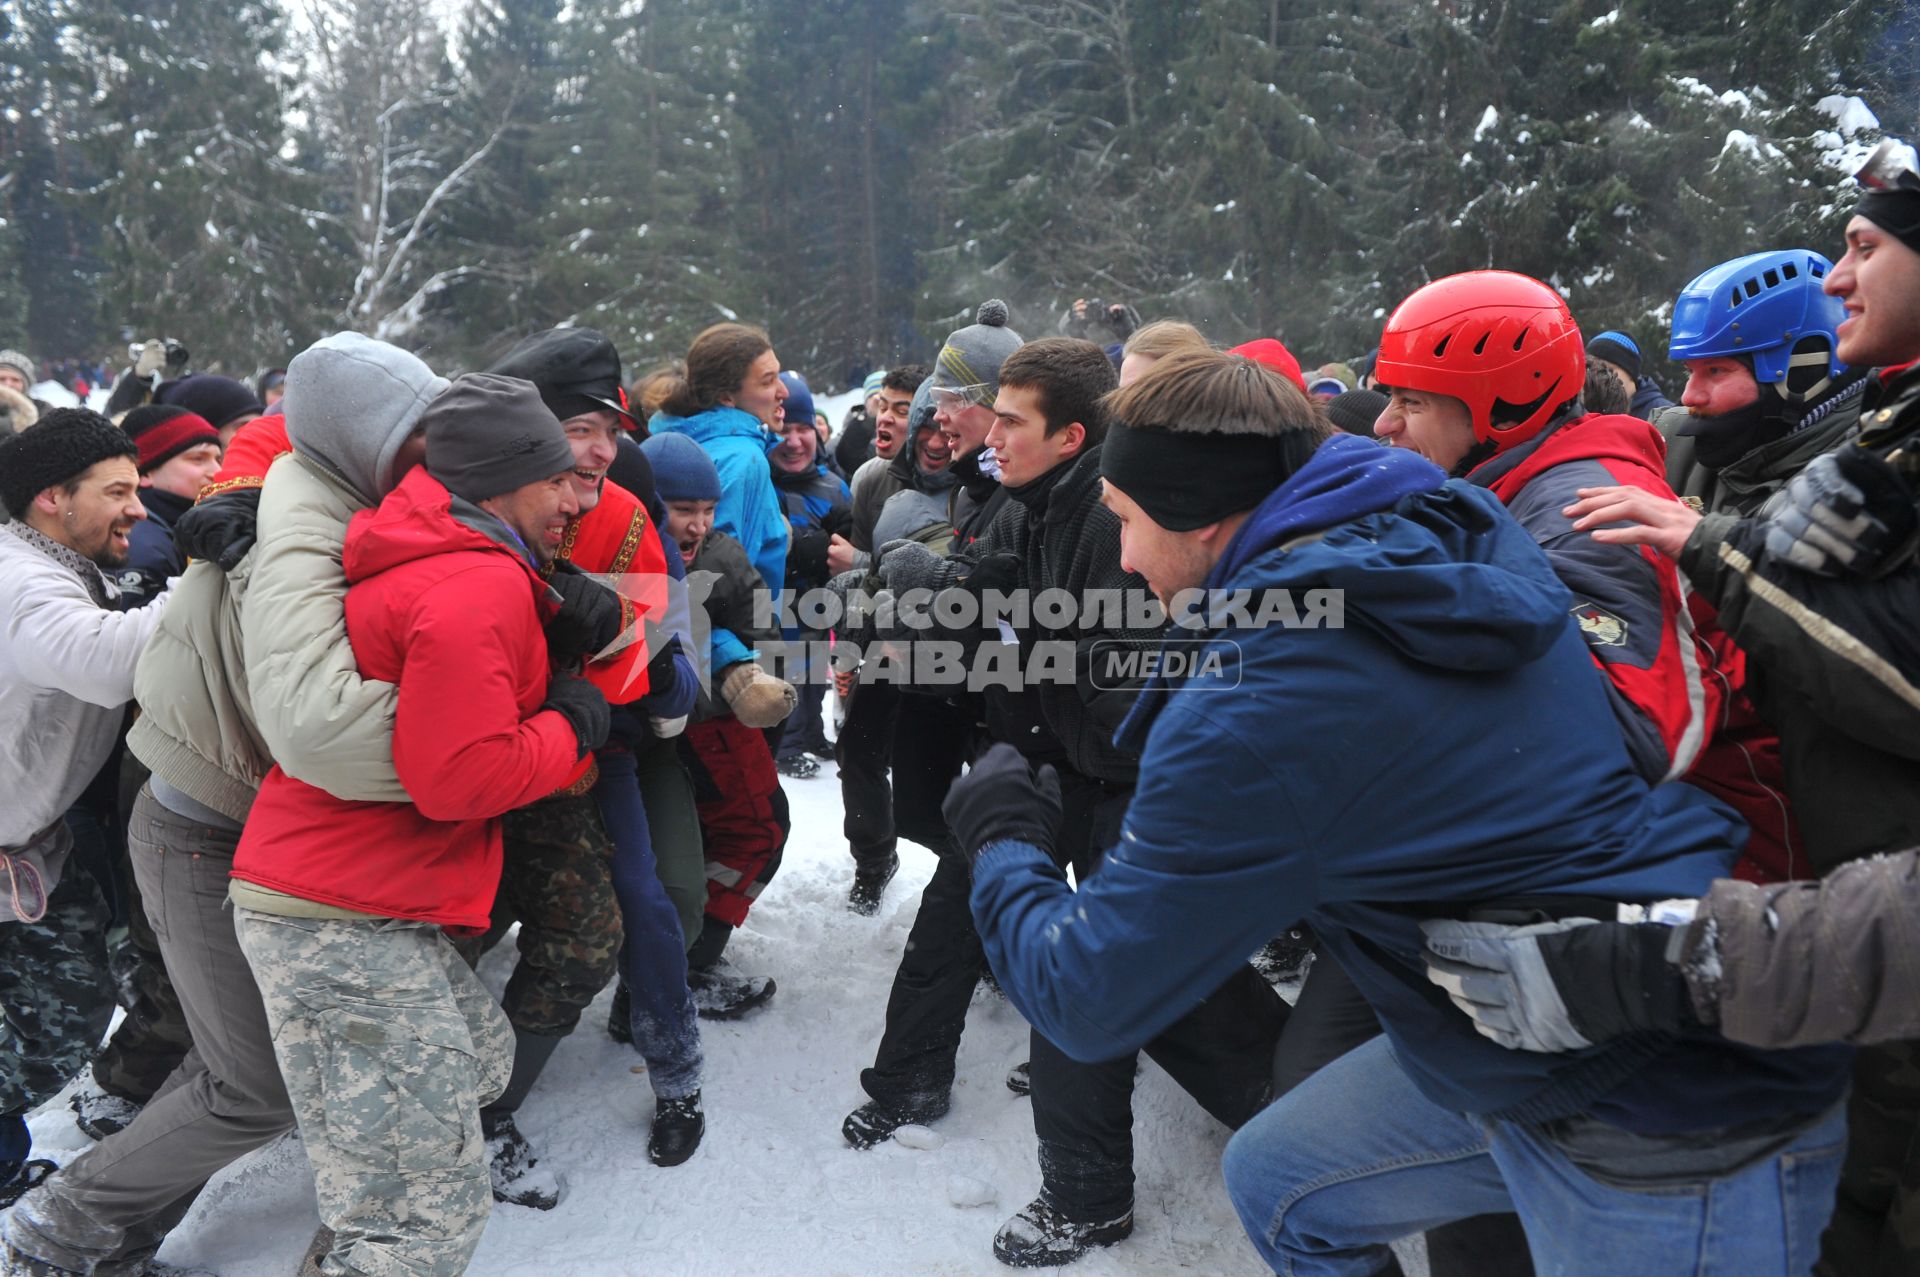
[1583, 358, 1633, 416]
[1325, 387, 1389, 437]
[155, 374, 263, 447]
[255, 369, 287, 409]
[1307, 362, 1357, 401]
[1586, 330, 1674, 420]
[1118, 319, 1209, 387]
[1228, 338, 1308, 392]
[0, 350, 35, 396]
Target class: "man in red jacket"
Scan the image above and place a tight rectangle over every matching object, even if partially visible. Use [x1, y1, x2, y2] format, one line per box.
[229, 374, 605, 1277]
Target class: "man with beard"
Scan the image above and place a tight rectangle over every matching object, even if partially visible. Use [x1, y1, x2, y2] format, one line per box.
[0, 412, 174, 1204]
[1655, 250, 1866, 517]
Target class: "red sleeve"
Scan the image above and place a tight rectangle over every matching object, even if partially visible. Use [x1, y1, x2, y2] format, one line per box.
[197, 414, 291, 500]
[392, 566, 581, 821]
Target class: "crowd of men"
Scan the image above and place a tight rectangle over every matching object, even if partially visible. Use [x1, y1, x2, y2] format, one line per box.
[0, 144, 1915, 1277]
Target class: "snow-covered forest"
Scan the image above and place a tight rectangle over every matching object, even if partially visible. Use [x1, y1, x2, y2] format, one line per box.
[3, 0, 1917, 383]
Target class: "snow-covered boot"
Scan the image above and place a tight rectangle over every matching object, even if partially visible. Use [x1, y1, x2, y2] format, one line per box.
[647, 1092, 704, 1167]
[1252, 926, 1315, 985]
[479, 1030, 565, 1210]
[841, 1095, 950, 1151]
[0, 1236, 82, 1277]
[687, 962, 775, 1020]
[992, 1195, 1134, 1268]
[1006, 1061, 1031, 1096]
[481, 1111, 560, 1210]
[775, 753, 820, 780]
[847, 854, 898, 916]
[69, 1083, 144, 1142]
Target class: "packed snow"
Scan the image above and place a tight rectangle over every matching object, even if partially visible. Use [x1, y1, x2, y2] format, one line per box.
[24, 755, 1434, 1275]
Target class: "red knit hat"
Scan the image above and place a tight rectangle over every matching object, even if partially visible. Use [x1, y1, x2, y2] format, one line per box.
[120, 404, 220, 473]
[1227, 338, 1307, 393]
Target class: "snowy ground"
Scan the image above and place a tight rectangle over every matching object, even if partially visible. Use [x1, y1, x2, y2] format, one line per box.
[23, 724, 1425, 1276]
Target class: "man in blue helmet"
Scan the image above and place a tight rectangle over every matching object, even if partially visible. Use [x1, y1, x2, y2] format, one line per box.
[1656, 249, 1869, 517]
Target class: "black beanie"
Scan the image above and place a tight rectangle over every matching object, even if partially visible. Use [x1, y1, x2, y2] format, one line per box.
[1325, 388, 1389, 437]
[1858, 188, 1920, 259]
[422, 374, 576, 503]
[156, 373, 264, 432]
[1585, 331, 1643, 383]
[0, 408, 140, 514]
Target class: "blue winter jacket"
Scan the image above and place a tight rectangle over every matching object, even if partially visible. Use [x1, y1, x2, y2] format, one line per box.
[971, 433, 1850, 1132]
[650, 406, 790, 672]
[648, 406, 789, 593]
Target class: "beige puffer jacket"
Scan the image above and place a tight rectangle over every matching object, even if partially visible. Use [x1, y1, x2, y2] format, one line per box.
[126, 555, 266, 823]
[242, 332, 448, 800]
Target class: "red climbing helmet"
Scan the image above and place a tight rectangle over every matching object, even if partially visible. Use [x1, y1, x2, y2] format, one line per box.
[1373, 271, 1585, 451]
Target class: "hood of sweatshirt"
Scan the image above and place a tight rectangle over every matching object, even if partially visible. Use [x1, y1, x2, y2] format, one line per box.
[283, 332, 451, 507]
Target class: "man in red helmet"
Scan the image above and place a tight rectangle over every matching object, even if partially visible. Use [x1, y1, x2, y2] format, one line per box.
[1372, 271, 1796, 879]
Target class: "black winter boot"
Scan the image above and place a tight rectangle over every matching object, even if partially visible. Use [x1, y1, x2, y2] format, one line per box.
[847, 853, 899, 916]
[647, 1092, 705, 1167]
[841, 1095, 950, 1150]
[992, 1194, 1134, 1268]
[480, 1030, 566, 1210]
[606, 982, 633, 1045]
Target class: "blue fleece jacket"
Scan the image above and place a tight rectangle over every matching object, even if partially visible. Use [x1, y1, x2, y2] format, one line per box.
[648, 406, 789, 595]
[971, 433, 1850, 1132]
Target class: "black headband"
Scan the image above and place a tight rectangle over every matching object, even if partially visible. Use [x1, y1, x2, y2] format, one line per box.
[1100, 419, 1297, 531]
[1859, 189, 1920, 258]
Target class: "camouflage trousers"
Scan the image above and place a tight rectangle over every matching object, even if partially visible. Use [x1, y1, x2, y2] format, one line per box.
[233, 907, 512, 1277]
[455, 792, 622, 1037]
[1819, 1039, 1920, 1277]
[1, 825, 116, 1117]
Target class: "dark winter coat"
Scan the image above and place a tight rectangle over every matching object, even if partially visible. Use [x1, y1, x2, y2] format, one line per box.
[773, 460, 851, 592]
[947, 447, 1008, 549]
[1675, 360, 1920, 874]
[970, 432, 1852, 1133]
[836, 405, 875, 476]
[947, 442, 1162, 784]
[1628, 376, 1674, 421]
[1654, 376, 1867, 518]
[117, 486, 191, 611]
[685, 529, 783, 721]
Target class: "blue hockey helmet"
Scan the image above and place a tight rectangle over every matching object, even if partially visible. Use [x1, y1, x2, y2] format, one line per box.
[1667, 250, 1846, 387]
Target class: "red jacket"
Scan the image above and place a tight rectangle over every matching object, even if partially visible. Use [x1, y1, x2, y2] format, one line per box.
[558, 479, 670, 707]
[1473, 412, 1798, 881]
[231, 468, 581, 930]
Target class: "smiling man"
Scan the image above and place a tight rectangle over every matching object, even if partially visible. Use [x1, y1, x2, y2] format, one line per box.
[0, 411, 174, 1205]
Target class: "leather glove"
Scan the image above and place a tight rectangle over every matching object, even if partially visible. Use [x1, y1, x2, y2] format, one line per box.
[545, 561, 624, 666]
[1760, 448, 1918, 578]
[173, 489, 261, 572]
[1420, 917, 1697, 1053]
[719, 661, 796, 728]
[941, 742, 1063, 867]
[877, 539, 962, 594]
[543, 675, 611, 759]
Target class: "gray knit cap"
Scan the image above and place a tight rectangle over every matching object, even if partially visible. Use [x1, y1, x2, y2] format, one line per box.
[928, 300, 1024, 404]
[0, 349, 35, 386]
[422, 374, 575, 503]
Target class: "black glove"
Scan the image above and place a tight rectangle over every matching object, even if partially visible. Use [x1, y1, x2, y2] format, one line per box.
[543, 675, 610, 759]
[545, 561, 624, 666]
[1421, 917, 1697, 1053]
[941, 742, 1063, 866]
[173, 489, 261, 572]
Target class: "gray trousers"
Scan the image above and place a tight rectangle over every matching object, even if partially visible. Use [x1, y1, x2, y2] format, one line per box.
[5, 786, 293, 1274]
[234, 905, 512, 1277]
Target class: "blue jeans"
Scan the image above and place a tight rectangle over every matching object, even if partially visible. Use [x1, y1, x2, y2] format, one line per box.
[1223, 1035, 1847, 1277]
[594, 746, 703, 1100]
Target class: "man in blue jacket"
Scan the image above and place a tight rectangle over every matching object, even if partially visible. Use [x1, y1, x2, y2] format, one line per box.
[947, 349, 1854, 1275]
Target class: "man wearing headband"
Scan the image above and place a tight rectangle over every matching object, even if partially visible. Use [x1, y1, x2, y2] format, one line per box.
[1426, 142, 1920, 1277]
[944, 348, 1852, 1276]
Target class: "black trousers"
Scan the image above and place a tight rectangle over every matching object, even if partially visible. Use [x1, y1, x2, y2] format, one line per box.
[837, 679, 900, 874]
[1272, 943, 1534, 1277]
[857, 696, 979, 1110]
[1028, 781, 1288, 1219]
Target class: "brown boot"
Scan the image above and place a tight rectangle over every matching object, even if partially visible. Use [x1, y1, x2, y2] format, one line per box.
[296, 1225, 333, 1277]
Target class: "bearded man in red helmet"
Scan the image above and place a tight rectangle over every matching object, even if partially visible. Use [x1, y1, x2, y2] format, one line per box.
[1372, 271, 1797, 880]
